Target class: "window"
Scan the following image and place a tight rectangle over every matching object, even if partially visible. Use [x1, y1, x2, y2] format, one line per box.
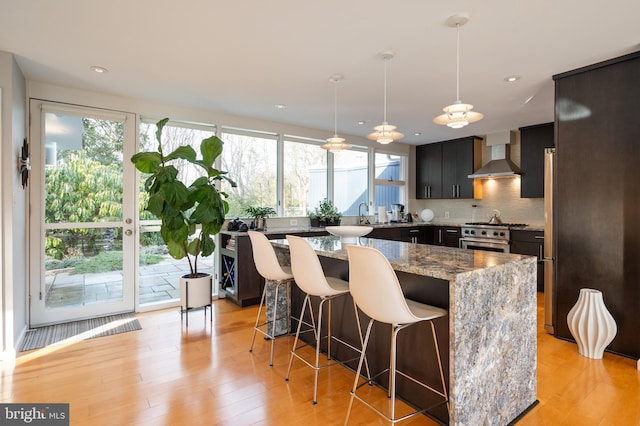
[333, 148, 369, 216]
[283, 137, 328, 217]
[219, 129, 278, 218]
[374, 152, 407, 212]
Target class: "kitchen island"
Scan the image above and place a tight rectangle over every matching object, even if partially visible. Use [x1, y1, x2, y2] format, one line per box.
[270, 235, 537, 426]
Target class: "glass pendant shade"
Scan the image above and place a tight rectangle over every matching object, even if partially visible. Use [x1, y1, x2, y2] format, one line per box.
[367, 122, 403, 144]
[321, 74, 350, 153]
[433, 101, 484, 129]
[370, 52, 403, 144]
[434, 14, 483, 128]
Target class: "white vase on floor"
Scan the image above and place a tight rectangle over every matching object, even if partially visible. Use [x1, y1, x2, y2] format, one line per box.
[567, 288, 617, 359]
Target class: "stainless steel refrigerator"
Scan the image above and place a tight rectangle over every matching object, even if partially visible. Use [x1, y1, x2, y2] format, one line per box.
[543, 148, 555, 334]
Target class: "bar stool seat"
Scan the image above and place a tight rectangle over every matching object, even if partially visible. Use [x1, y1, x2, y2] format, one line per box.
[345, 244, 449, 424]
[248, 231, 295, 367]
[285, 235, 370, 405]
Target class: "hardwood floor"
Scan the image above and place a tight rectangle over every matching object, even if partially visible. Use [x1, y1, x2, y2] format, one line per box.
[2, 293, 639, 425]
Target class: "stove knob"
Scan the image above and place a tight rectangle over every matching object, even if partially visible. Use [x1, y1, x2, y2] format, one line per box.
[499, 232, 505, 237]
[470, 230, 475, 235]
[481, 230, 486, 235]
[493, 231, 499, 237]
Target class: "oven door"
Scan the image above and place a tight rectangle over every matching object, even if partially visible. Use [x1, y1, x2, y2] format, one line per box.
[460, 238, 510, 253]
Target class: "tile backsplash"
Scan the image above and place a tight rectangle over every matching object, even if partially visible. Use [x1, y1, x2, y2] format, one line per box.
[411, 177, 544, 227]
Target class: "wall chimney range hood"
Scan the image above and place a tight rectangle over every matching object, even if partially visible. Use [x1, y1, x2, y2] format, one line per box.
[468, 130, 521, 179]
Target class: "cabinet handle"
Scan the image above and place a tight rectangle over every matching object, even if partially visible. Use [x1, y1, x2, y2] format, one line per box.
[446, 229, 458, 233]
[428, 186, 431, 198]
[409, 229, 419, 233]
[539, 245, 543, 261]
[424, 186, 428, 198]
[534, 236, 544, 239]
[438, 229, 442, 244]
[452, 185, 456, 197]
[457, 185, 460, 198]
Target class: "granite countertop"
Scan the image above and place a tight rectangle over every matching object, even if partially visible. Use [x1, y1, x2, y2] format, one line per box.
[221, 221, 544, 236]
[270, 235, 533, 282]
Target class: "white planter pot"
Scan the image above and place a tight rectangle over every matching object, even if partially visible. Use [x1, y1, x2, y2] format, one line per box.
[567, 288, 617, 359]
[180, 274, 212, 309]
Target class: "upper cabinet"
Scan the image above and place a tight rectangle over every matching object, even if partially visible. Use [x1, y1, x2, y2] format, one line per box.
[416, 136, 482, 199]
[416, 143, 442, 199]
[519, 123, 554, 198]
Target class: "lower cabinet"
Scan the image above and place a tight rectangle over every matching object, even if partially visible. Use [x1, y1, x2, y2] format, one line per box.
[368, 226, 430, 244]
[510, 230, 544, 292]
[432, 226, 461, 248]
[219, 230, 328, 307]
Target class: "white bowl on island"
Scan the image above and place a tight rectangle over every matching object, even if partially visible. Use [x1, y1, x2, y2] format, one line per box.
[325, 225, 373, 243]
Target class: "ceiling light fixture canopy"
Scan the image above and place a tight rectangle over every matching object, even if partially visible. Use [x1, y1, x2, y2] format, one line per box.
[322, 74, 351, 153]
[433, 13, 483, 129]
[367, 51, 403, 144]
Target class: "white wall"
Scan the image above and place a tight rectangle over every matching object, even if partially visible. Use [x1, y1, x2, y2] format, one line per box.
[0, 51, 27, 359]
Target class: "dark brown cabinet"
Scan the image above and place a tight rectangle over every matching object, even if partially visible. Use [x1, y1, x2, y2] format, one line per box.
[219, 233, 262, 307]
[553, 50, 640, 358]
[415, 137, 482, 200]
[432, 226, 461, 247]
[368, 226, 429, 244]
[441, 137, 482, 199]
[219, 230, 328, 307]
[519, 123, 554, 198]
[416, 143, 442, 199]
[510, 230, 544, 292]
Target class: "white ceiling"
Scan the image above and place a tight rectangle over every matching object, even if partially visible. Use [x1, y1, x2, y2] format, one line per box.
[1, 0, 639, 144]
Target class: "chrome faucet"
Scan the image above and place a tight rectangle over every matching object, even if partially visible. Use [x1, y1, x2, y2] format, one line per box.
[358, 202, 370, 225]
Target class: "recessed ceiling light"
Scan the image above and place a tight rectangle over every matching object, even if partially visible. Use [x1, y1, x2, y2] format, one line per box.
[414, 132, 422, 136]
[358, 121, 366, 125]
[90, 65, 108, 74]
[504, 75, 520, 83]
[275, 104, 286, 109]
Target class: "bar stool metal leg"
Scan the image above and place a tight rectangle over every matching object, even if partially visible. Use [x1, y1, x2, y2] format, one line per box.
[249, 278, 291, 367]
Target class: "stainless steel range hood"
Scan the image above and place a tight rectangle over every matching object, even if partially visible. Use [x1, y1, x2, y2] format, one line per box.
[468, 131, 521, 179]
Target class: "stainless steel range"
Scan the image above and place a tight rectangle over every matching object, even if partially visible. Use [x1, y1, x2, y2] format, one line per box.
[460, 222, 528, 253]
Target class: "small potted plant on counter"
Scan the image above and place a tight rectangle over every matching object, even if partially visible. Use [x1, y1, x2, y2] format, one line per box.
[314, 199, 341, 226]
[245, 206, 276, 231]
[308, 210, 321, 228]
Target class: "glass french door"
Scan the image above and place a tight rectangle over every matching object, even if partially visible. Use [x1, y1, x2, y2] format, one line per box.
[29, 101, 137, 326]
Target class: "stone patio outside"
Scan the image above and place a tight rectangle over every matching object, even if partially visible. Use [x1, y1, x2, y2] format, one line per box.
[45, 255, 215, 308]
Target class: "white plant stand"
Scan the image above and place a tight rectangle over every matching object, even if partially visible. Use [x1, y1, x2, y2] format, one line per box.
[180, 274, 213, 327]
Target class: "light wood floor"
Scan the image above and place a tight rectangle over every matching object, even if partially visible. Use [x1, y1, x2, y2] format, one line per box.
[2, 293, 639, 425]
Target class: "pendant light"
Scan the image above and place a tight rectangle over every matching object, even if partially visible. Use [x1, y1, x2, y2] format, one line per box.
[322, 74, 351, 153]
[433, 13, 483, 129]
[367, 51, 403, 144]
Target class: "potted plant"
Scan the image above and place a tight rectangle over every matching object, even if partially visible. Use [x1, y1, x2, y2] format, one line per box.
[244, 206, 276, 230]
[307, 210, 320, 228]
[314, 199, 341, 226]
[131, 118, 235, 315]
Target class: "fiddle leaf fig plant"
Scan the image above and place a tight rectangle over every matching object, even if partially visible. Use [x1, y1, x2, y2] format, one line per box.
[131, 118, 236, 276]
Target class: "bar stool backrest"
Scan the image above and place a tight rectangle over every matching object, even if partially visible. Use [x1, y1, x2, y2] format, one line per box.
[346, 245, 419, 325]
[286, 235, 344, 297]
[248, 231, 293, 281]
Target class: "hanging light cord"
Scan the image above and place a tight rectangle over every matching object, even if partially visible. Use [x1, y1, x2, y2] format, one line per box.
[455, 23, 461, 103]
[383, 57, 388, 123]
[333, 81, 338, 135]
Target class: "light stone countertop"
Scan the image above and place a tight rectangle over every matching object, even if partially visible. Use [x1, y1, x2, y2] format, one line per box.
[269, 235, 533, 282]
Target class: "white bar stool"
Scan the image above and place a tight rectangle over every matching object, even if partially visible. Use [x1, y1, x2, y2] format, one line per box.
[285, 235, 370, 405]
[248, 231, 295, 367]
[345, 245, 449, 424]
